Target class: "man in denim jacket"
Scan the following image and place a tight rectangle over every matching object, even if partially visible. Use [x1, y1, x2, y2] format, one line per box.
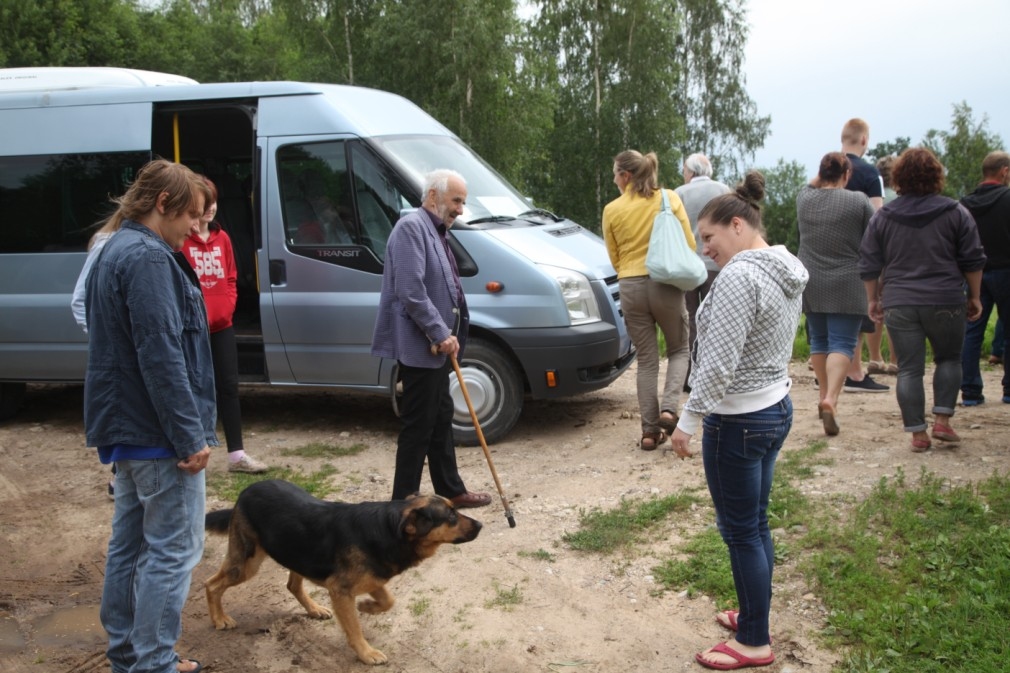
[84, 160, 216, 673]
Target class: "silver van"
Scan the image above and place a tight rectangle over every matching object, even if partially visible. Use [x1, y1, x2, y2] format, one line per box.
[0, 67, 633, 443]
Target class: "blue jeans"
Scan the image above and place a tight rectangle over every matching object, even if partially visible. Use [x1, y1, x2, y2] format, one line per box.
[884, 305, 964, 432]
[702, 396, 792, 647]
[102, 458, 206, 673]
[804, 312, 862, 356]
[961, 269, 1010, 402]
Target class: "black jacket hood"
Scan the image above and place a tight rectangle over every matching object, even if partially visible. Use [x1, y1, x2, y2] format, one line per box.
[961, 183, 1010, 216]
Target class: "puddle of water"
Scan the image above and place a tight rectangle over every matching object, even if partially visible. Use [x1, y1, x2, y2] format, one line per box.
[0, 614, 26, 652]
[33, 605, 105, 647]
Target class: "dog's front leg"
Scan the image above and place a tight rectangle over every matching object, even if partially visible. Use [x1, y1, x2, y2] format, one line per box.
[357, 586, 394, 614]
[328, 588, 387, 665]
[287, 572, 333, 620]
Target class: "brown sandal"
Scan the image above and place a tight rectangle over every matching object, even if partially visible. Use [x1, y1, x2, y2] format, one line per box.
[640, 431, 667, 451]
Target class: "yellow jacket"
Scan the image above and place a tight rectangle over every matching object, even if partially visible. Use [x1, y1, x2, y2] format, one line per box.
[603, 187, 695, 279]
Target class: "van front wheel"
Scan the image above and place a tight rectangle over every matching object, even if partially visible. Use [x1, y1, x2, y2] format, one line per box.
[450, 339, 523, 446]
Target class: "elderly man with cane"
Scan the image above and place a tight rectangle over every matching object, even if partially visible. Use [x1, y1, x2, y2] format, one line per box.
[371, 168, 491, 508]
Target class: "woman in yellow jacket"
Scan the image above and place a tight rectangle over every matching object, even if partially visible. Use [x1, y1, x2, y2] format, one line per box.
[604, 150, 695, 450]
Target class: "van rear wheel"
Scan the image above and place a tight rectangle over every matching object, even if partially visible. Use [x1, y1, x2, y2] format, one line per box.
[450, 339, 523, 446]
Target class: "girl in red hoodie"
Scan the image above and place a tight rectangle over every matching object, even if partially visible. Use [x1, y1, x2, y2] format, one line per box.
[183, 176, 269, 473]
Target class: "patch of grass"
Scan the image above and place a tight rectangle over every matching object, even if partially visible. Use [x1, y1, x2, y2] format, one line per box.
[648, 441, 822, 605]
[804, 468, 1010, 672]
[408, 596, 430, 617]
[767, 440, 829, 530]
[562, 492, 698, 553]
[653, 527, 734, 602]
[485, 582, 523, 611]
[279, 441, 365, 459]
[517, 548, 556, 562]
[207, 464, 338, 502]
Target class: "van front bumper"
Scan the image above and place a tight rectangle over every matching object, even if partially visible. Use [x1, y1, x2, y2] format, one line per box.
[496, 322, 636, 399]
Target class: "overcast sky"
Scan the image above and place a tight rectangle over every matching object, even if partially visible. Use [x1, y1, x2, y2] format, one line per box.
[743, 0, 1010, 177]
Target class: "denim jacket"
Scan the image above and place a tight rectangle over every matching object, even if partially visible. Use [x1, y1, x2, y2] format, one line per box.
[84, 221, 218, 458]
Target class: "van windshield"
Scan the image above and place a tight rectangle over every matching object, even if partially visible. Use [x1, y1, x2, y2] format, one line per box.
[371, 136, 532, 223]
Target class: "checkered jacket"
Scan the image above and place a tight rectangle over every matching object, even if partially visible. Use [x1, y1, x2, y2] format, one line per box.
[680, 246, 808, 435]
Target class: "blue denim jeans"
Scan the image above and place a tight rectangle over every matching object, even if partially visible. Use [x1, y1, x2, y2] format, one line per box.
[702, 396, 792, 647]
[102, 458, 206, 673]
[961, 269, 1010, 402]
[884, 305, 964, 432]
[804, 312, 862, 356]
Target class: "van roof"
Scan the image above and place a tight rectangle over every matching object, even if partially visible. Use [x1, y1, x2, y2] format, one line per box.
[0, 67, 199, 92]
[0, 68, 455, 142]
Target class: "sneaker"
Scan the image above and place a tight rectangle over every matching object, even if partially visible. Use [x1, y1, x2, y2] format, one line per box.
[1003, 395, 1010, 404]
[107, 480, 115, 500]
[843, 375, 889, 393]
[228, 454, 269, 474]
[989, 355, 1004, 365]
[961, 396, 985, 407]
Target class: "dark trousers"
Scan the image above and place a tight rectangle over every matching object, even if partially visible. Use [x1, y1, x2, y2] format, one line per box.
[210, 326, 243, 452]
[392, 360, 466, 500]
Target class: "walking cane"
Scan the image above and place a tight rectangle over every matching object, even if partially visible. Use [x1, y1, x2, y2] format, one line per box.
[448, 351, 517, 528]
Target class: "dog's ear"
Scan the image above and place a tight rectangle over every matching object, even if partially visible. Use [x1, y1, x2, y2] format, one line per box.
[400, 507, 434, 539]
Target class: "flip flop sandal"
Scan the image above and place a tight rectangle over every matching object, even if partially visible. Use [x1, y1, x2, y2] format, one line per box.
[716, 609, 739, 631]
[818, 402, 839, 436]
[695, 642, 775, 670]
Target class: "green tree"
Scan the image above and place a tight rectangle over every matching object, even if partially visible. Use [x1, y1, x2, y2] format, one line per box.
[354, 1, 551, 199]
[670, 0, 770, 178]
[0, 0, 140, 67]
[757, 159, 806, 254]
[866, 136, 910, 164]
[533, 0, 686, 231]
[923, 102, 1005, 199]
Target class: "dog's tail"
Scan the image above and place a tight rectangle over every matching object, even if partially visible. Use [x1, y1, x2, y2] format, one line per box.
[205, 509, 234, 535]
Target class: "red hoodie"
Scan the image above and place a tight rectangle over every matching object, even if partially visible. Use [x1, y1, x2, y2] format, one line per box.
[182, 224, 238, 333]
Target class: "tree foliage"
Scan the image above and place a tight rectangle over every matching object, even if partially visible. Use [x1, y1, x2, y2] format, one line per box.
[923, 102, 1005, 200]
[756, 159, 806, 254]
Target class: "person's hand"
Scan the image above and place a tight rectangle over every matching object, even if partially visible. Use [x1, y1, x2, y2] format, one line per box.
[867, 299, 884, 324]
[966, 297, 983, 322]
[436, 335, 460, 357]
[178, 446, 211, 475]
[669, 428, 694, 460]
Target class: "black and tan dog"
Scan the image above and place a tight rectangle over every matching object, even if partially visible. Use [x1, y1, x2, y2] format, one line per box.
[203, 479, 482, 665]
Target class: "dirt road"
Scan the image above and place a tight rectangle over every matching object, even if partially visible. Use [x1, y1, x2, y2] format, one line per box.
[1, 362, 1007, 672]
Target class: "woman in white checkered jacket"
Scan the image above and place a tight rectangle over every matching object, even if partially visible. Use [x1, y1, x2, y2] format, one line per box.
[668, 171, 808, 671]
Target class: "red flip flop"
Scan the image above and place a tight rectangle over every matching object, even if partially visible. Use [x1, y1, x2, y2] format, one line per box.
[695, 642, 775, 670]
[716, 609, 739, 631]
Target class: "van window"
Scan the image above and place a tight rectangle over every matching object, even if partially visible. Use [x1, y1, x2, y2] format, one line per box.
[277, 140, 407, 262]
[373, 135, 529, 221]
[0, 152, 149, 253]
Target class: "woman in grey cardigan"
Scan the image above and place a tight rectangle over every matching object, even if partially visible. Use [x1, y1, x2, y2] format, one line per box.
[797, 152, 875, 436]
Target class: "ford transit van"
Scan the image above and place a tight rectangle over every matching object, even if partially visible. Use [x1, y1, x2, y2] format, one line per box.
[0, 67, 633, 444]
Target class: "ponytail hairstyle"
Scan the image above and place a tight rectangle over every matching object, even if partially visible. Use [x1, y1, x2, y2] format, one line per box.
[697, 170, 767, 237]
[613, 150, 659, 199]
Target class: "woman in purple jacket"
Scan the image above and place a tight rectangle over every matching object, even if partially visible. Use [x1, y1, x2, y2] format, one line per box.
[859, 148, 985, 452]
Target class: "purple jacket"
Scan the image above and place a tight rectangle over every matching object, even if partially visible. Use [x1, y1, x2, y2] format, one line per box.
[371, 207, 469, 368]
[858, 194, 986, 308]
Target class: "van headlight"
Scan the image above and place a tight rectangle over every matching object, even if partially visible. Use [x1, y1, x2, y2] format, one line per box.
[540, 264, 601, 325]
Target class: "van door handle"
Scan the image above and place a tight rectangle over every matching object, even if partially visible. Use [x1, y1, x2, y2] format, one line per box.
[269, 260, 286, 286]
